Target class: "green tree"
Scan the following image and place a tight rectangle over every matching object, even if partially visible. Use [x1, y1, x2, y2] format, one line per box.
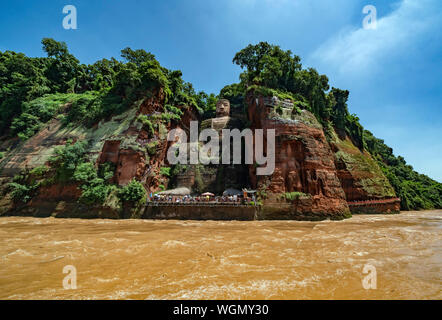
[330, 87, 349, 133]
[49, 141, 88, 181]
[42, 38, 80, 93]
[0, 51, 50, 133]
[118, 179, 145, 204]
[233, 42, 302, 90]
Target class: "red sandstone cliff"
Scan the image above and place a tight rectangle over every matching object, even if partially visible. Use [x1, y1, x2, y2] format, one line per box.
[0, 88, 399, 219]
[96, 89, 199, 192]
[0, 89, 200, 218]
[246, 92, 350, 220]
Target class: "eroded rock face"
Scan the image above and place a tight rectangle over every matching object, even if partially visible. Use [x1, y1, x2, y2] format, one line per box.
[12, 183, 85, 218]
[139, 88, 166, 115]
[36, 184, 82, 201]
[94, 88, 202, 190]
[0, 119, 71, 177]
[247, 93, 350, 219]
[115, 150, 146, 186]
[348, 198, 400, 214]
[329, 130, 396, 202]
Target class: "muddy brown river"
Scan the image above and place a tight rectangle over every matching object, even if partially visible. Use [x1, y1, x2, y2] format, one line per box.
[0, 210, 440, 300]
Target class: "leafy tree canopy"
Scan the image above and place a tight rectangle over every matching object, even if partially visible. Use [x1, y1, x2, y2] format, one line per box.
[0, 38, 214, 138]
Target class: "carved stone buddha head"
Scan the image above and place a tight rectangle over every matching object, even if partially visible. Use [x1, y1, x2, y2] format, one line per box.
[216, 99, 230, 118]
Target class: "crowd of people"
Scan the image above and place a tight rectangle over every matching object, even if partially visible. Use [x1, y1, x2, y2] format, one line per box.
[147, 194, 256, 205]
[347, 198, 401, 205]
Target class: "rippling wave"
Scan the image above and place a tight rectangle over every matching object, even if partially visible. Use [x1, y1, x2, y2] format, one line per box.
[0, 210, 440, 299]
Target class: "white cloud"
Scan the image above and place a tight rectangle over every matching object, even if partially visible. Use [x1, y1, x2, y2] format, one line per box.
[309, 0, 442, 75]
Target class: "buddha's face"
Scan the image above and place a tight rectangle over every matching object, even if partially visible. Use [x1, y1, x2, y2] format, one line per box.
[216, 99, 230, 117]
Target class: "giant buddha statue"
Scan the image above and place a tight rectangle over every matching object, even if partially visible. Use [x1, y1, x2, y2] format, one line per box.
[209, 99, 231, 131]
[216, 99, 230, 117]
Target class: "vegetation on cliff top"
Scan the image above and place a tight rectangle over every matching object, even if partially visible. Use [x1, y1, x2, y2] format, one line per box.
[227, 42, 364, 147]
[0, 38, 215, 140]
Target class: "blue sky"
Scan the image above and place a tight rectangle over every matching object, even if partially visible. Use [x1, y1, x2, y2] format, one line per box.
[1, 0, 441, 181]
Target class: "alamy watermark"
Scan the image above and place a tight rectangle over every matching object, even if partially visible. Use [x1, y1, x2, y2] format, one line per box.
[62, 4, 377, 31]
[167, 121, 275, 176]
[362, 5, 377, 30]
[63, 265, 77, 289]
[63, 5, 77, 30]
[362, 264, 377, 290]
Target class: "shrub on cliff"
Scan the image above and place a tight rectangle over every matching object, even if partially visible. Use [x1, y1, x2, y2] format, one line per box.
[10, 93, 82, 139]
[62, 91, 101, 126]
[99, 162, 116, 181]
[49, 141, 88, 182]
[8, 182, 34, 203]
[79, 182, 113, 206]
[29, 166, 49, 179]
[137, 115, 155, 136]
[160, 167, 171, 177]
[146, 140, 159, 156]
[283, 192, 310, 203]
[73, 162, 98, 183]
[74, 161, 115, 184]
[10, 113, 42, 141]
[118, 179, 146, 204]
[45, 141, 115, 207]
[73, 161, 115, 206]
[18, 142, 116, 206]
[7, 168, 43, 203]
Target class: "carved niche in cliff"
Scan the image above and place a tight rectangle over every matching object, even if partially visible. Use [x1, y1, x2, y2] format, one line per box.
[173, 98, 248, 193]
[264, 138, 305, 193]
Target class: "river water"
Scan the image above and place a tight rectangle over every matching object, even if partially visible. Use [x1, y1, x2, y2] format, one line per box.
[0, 210, 440, 300]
